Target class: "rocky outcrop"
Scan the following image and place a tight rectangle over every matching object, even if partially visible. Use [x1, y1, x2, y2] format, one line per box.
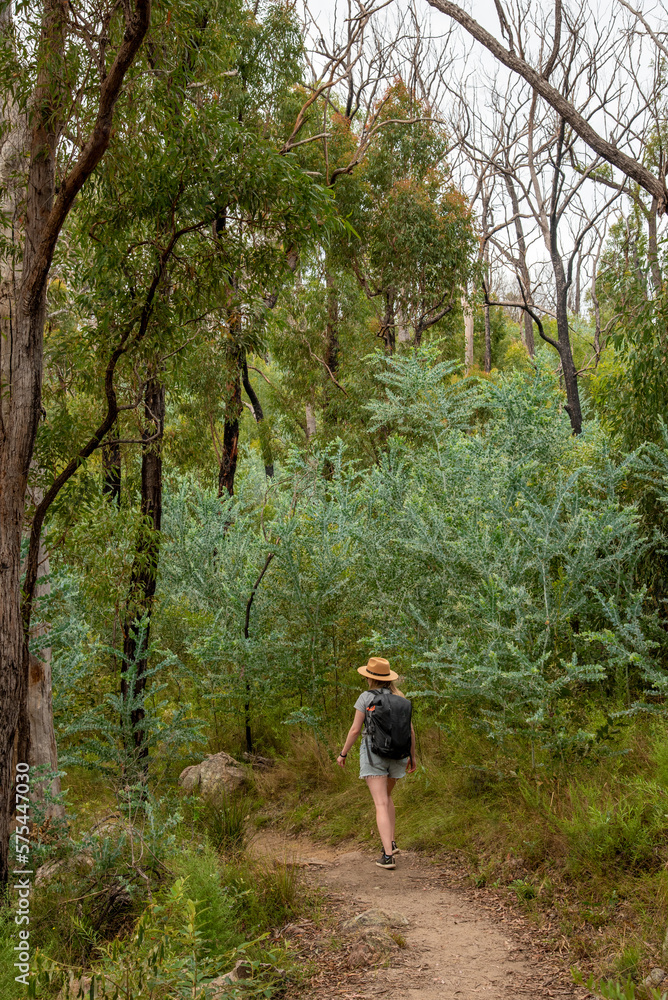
[178, 751, 246, 804]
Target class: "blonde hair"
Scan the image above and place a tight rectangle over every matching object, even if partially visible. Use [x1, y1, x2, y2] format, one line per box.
[368, 678, 404, 697]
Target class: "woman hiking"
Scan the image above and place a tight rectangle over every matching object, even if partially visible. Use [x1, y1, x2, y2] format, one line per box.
[336, 657, 417, 869]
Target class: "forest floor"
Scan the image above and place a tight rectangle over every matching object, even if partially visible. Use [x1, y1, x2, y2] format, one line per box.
[249, 830, 592, 1000]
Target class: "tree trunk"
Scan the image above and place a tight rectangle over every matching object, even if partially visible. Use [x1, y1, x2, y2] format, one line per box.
[324, 271, 339, 375]
[504, 175, 535, 356]
[481, 193, 492, 372]
[218, 416, 240, 497]
[483, 300, 492, 373]
[648, 197, 663, 294]
[0, 0, 65, 894]
[462, 294, 475, 371]
[121, 377, 164, 779]
[380, 289, 396, 353]
[218, 310, 243, 497]
[323, 271, 340, 428]
[551, 251, 583, 434]
[547, 126, 583, 436]
[0, 0, 150, 894]
[305, 403, 317, 440]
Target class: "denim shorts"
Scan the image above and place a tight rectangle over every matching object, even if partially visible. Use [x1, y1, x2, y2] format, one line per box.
[359, 737, 409, 780]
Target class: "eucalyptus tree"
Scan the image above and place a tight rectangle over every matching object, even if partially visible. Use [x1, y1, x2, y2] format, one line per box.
[24, 0, 336, 788]
[0, 0, 150, 894]
[331, 83, 476, 353]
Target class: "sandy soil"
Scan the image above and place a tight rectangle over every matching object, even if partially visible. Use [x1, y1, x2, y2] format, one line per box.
[249, 830, 590, 1000]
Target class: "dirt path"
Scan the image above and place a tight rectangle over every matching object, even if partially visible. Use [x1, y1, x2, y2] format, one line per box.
[250, 831, 589, 1000]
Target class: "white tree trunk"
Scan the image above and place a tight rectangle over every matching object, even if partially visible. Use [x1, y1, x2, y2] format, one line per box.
[305, 403, 317, 440]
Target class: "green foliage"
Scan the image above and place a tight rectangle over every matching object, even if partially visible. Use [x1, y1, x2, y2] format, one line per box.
[589, 222, 668, 449]
[0, 903, 17, 1000]
[573, 969, 668, 999]
[201, 795, 248, 855]
[45, 352, 663, 766]
[52, 615, 205, 790]
[557, 784, 666, 875]
[33, 876, 288, 999]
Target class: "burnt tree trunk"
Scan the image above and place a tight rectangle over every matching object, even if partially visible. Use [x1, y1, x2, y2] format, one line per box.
[481, 191, 492, 372]
[121, 377, 164, 779]
[379, 289, 396, 353]
[551, 251, 583, 434]
[218, 315, 243, 497]
[483, 300, 492, 373]
[549, 119, 583, 436]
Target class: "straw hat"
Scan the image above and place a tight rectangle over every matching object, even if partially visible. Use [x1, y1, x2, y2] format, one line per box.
[357, 656, 398, 682]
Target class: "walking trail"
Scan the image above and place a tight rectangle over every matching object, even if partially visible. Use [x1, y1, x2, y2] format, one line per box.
[249, 831, 590, 1000]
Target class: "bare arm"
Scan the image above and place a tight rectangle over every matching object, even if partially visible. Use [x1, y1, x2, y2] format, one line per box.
[336, 710, 364, 767]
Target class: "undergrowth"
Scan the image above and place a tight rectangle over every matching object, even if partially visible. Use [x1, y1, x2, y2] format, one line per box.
[254, 713, 668, 988]
[0, 781, 313, 999]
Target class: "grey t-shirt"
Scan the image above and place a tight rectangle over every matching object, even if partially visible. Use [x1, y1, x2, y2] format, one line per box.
[354, 689, 378, 714]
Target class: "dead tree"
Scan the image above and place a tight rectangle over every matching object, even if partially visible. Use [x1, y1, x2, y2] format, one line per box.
[423, 0, 668, 213]
[445, 17, 625, 432]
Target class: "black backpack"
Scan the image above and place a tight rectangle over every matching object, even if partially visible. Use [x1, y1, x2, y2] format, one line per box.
[364, 688, 412, 760]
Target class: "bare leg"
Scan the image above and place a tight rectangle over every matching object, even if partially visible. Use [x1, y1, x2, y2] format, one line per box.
[387, 777, 397, 843]
[365, 776, 393, 855]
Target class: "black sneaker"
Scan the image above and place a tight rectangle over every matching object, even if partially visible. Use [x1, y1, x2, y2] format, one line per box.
[375, 853, 396, 869]
[391, 840, 400, 855]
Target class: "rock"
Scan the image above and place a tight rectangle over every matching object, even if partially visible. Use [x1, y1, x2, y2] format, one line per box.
[36, 852, 94, 886]
[89, 814, 143, 843]
[361, 927, 399, 950]
[342, 907, 410, 932]
[644, 968, 667, 988]
[207, 960, 254, 991]
[35, 858, 67, 885]
[347, 941, 372, 968]
[178, 752, 247, 804]
[206, 961, 286, 997]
